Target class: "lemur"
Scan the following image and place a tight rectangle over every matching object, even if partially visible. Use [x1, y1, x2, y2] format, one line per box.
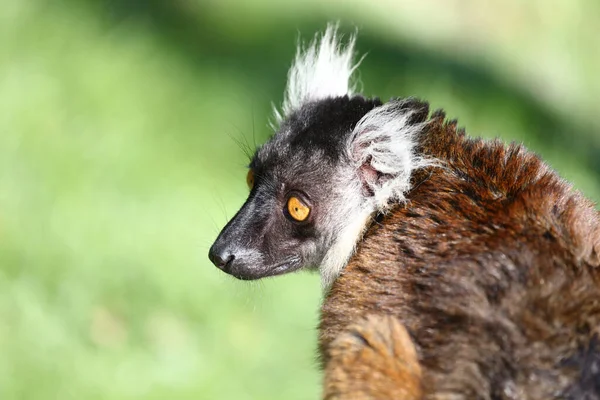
[209, 25, 600, 399]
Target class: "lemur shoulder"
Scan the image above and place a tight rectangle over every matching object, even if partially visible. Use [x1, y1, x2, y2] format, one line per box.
[209, 25, 600, 399]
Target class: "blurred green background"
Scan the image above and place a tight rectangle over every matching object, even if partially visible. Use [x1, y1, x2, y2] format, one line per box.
[1, 0, 599, 399]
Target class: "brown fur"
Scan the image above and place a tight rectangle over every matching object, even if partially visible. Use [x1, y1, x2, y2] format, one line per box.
[320, 108, 600, 399]
[324, 315, 422, 400]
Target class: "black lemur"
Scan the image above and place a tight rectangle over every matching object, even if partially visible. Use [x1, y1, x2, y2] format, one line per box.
[209, 25, 600, 399]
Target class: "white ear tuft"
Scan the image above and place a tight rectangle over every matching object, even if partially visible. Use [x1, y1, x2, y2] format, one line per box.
[273, 23, 362, 125]
[320, 101, 436, 290]
[350, 100, 436, 210]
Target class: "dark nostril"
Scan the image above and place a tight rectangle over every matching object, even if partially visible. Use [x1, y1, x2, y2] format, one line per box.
[218, 255, 234, 270]
[208, 247, 235, 271]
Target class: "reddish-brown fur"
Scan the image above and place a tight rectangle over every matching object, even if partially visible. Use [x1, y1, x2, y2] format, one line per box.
[320, 107, 600, 399]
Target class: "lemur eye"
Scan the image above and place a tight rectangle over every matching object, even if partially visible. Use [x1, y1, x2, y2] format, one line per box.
[246, 169, 255, 190]
[287, 196, 310, 222]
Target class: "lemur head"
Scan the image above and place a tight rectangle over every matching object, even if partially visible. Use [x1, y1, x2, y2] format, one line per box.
[209, 24, 433, 288]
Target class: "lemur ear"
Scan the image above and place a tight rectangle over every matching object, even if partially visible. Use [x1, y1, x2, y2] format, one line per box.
[350, 99, 432, 210]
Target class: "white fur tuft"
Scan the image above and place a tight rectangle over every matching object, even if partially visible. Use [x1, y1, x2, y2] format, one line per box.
[319, 177, 373, 289]
[319, 101, 436, 289]
[273, 23, 361, 124]
[351, 101, 435, 210]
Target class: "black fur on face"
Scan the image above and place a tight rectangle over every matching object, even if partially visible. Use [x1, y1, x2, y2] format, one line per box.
[208, 96, 382, 280]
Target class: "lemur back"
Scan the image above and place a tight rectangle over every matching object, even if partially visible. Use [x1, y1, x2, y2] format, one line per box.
[320, 108, 600, 399]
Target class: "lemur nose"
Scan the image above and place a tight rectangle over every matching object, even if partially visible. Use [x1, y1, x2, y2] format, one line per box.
[208, 246, 235, 271]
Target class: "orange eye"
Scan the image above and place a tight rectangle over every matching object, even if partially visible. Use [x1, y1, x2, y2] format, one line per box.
[246, 170, 254, 190]
[287, 196, 310, 222]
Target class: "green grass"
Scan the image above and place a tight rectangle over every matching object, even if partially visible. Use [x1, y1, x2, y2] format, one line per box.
[1, 1, 599, 399]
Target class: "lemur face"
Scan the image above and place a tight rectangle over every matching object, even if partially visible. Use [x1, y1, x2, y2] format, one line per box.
[208, 97, 379, 281]
[208, 25, 433, 288]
